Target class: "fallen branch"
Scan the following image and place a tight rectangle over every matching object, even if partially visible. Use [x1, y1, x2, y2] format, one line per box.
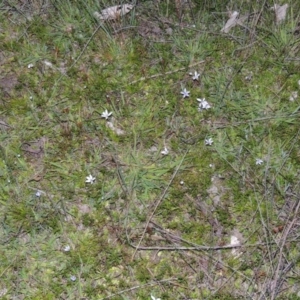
[128, 220, 300, 252]
[131, 150, 188, 260]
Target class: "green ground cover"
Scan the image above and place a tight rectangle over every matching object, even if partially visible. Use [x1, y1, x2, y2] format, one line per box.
[0, 0, 300, 299]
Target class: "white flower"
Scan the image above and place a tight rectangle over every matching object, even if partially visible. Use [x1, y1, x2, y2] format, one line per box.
[86, 174, 96, 184]
[27, 63, 34, 69]
[63, 245, 71, 252]
[180, 88, 190, 98]
[70, 275, 76, 282]
[101, 109, 112, 120]
[180, 180, 184, 185]
[205, 138, 213, 146]
[151, 295, 161, 300]
[255, 158, 263, 165]
[189, 71, 200, 80]
[161, 147, 169, 155]
[197, 98, 211, 111]
[35, 190, 42, 197]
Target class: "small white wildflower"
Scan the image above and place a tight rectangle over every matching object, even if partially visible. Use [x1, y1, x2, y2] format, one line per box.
[151, 295, 161, 300]
[205, 138, 213, 146]
[35, 190, 42, 197]
[189, 71, 200, 81]
[161, 147, 169, 155]
[70, 275, 76, 282]
[27, 63, 34, 69]
[255, 158, 263, 165]
[180, 180, 184, 185]
[86, 174, 96, 184]
[29, 96, 33, 100]
[63, 245, 71, 252]
[209, 163, 214, 168]
[180, 88, 190, 98]
[197, 98, 211, 111]
[101, 109, 112, 120]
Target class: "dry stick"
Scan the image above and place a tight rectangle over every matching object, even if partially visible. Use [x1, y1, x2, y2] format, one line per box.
[69, 23, 104, 71]
[270, 199, 300, 300]
[53, 20, 104, 87]
[128, 60, 205, 85]
[100, 277, 177, 300]
[129, 235, 299, 252]
[112, 154, 129, 195]
[130, 218, 299, 252]
[131, 149, 188, 260]
[45, 20, 104, 106]
[267, 130, 300, 298]
[258, 133, 300, 300]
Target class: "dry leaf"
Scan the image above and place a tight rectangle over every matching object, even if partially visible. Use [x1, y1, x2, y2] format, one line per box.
[94, 4, 134, 21]
[229, 229, 244, 258]
[271, 4, 288, 24]
[221, 11, 239, 33]
[21, 136, 47, 155]
[230, 235, 241, 258]
[221, 11, 249, 33]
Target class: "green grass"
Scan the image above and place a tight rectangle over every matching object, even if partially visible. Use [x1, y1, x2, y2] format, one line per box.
[1, 0, 300, 299]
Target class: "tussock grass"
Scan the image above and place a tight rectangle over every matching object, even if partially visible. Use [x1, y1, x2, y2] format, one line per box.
[1, 0, 300, 299]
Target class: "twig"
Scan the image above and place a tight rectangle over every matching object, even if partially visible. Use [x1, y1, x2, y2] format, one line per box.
[45, 20, 105, 102]
[129, 239, 299, 252]
[128, 60, 205, 85]
[129, 218, 300, 252]
[100, 277, 177, 299]
[206, 111, 300, 129]
[112, 155, 129, 195]
[131, 149, 188, 260]
[270, 198, 300, 300]
[69, 24, 103, 72]
[112, 25, 136, 34]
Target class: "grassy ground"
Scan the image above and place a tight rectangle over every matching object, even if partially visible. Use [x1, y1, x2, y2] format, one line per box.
[1, 0, 300, 299]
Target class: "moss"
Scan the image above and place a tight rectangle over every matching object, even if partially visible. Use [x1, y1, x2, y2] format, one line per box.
[1, 1, 300, 298]
[135, 264, 151, 282]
